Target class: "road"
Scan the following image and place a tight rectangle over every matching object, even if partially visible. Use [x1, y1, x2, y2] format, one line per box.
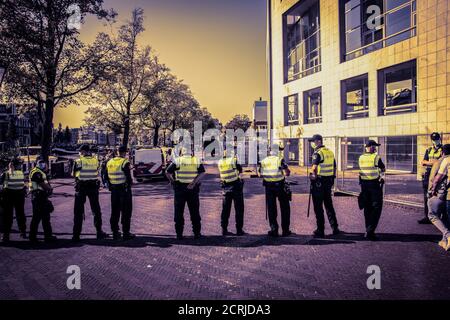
[0, 167, 449, 300]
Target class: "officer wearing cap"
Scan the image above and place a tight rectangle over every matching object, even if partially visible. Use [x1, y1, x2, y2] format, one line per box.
[218, 150, 246, 236]
[72, 144, 107, 242]
[419, 132, 443, 224]
[165, 147, 206, 240]
[106, 146, 135, 240]
[309, 134, 340, 238]
[0, 158, 27, 242]
[259, 144, 292, 237]
[358, 140, 386, 241]
[28, 157, 57, 243]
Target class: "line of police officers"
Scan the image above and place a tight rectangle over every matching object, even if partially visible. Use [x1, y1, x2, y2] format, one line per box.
[0, 134, 448, 251]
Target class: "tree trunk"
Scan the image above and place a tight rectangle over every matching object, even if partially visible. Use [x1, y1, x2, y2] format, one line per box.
[41, 95, 55, 163]
[122, 116, 130, 148]
[153, 124, 160, 147]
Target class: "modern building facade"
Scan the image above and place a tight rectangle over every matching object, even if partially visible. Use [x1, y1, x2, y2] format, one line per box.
[268, 0, 450, 174]
[253, 98, 268, 131]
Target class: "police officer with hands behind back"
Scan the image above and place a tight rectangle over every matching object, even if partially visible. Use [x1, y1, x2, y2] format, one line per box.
[72, 144, 108, 242]
[259, 145, 292, 237]
[166, 147, 206, 240]
[358, 140, 386, 241]
[28, 158, 57, 243]
[218, 150, 246, 236]
[309, 134, 340, 238]
[106, 146, 135, 241]
[419, 132, 443, 224]
[0, 158, 27, 242]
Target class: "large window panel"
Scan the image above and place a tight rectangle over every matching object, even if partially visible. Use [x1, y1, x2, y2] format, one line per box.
[341, 74, 369, 120]
[304, 87, 322, 124]
[284, 94, 299, 126]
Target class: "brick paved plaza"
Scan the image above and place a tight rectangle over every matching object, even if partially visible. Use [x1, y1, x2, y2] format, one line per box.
[0, 167, 449, 300]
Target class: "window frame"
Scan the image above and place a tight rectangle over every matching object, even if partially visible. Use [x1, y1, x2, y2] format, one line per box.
[284, 94, 300, 126]
[341, 73, 370, 120]
[303, 87, 323, 124]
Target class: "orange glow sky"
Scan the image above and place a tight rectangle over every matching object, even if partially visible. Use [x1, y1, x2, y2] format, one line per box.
[54, 0, 269, 128]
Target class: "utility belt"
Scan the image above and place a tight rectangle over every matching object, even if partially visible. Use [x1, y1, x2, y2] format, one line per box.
[262, 179, 285, 188]
[76, 179, 100, 190]
[221, 179, 243, 188]
[173, 181, 201, 190]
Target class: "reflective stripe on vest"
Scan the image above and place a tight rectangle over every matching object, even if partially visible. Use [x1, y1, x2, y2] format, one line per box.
[175, 156, 199, 184]
[107, 157, 128, 185]
[76, 156, 99, 181]
[4, 170, 25, 190]
[317, 148, 335, 177]
[29, 167, 47, 191]
[261, 156, 284, 182]
[429, 147, 443, 160]
[359, 153, 380, 181]
[218, 157, 239, 183]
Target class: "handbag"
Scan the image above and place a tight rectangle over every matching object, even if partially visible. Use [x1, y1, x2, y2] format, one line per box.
[358, 192, 366, 210]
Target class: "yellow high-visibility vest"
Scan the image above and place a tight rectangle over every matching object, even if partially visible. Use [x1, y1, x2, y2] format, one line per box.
[4, 170, 25, 190]
[29, 167, 47, 192]
[218, 157, 239, 183]
[75, 156, 99, 181]
[175, 156, 200, 184]
[428, 146, 443, 160]
[260, 156, 284, 183]
[107, 157, 129, 185]
[359, 153, 381, 181]
[317, 147, 335, 177]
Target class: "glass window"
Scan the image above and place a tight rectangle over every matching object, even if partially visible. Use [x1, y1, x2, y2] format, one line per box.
[378, 60, 417, 115]
[286, 139, 299, 164]
[340, 0, 416, 62]
[284, 0, 321, 82]
[304, 87, 322, 124]
[284, 94, 299, 125]
[341, 74, 369, 120]
[385, 135, 417, 172]
[342, 137, 370, 169]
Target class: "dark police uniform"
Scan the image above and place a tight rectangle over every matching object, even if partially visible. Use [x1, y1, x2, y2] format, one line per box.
[0, 168, 27, 240]
[218, 156, 245, 235]
[106, 157, 133, 239]
[359, 152, 386, 240]
[259, 155, 291, 237]
[311, 146, 339, 236]
[72, 155, 105, 240]
[422, 144, 443, 220]
[28, 167, 55, 242]
[166, 155, 205, 239]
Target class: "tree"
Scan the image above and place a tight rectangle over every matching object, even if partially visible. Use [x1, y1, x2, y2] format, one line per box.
[64, 126, 72, 144]
[55, 123, 63, 143]
[87, 8, 154, 148]
[0, 0, 116, 161]
[225, 114, 251, 131]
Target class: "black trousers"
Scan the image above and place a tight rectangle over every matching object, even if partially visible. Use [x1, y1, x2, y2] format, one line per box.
[29, 192, 53, 240]
[221, 181, 244, 231]
[311, 177, 338, 232]
[1, 189, 26, 235]
[422, 171, 431, 218]
[361, 180, 383, 234]
[73, 181, 103, 236]
[110, 185, 133, 235]
[265, 182, 290, 233]
[174, 184, 201, 236]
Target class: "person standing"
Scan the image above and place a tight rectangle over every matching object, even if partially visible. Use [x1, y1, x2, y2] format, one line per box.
[309, 134, 340, 238]
[0, 158, 27, 242]
[72, 144, 108, 242]
[419, 132, 443, 224]
[106, 146, 134, 241]
[28, 158, 57, 243]
[218, 151, 246, 236]
[358, 140, 386, 241]
[165, 147, 205, 240]
[428, 144, 450, 251]
[259, 145, 292, 237]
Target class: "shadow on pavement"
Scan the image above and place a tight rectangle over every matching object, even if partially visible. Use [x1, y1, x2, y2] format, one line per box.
[0, 231, 442, 250]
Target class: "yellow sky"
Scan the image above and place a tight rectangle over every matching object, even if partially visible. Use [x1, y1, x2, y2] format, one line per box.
[54, 0, 269, 128]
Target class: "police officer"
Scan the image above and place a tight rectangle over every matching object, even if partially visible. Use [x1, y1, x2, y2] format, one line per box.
[419, 132, 443, 224]
[106, 146, 134, 241]
[358, 140, 386, 241]
[165, 147, 205, 240]
[427, 144, 450, 251]
[218, 150, 246, 236]
[259, 145, 292, 237]
[0, 158, 27, 242]
[309, 134, 340, 238]
[72, 145, 107, 242]
[29, 158, 57, 243]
